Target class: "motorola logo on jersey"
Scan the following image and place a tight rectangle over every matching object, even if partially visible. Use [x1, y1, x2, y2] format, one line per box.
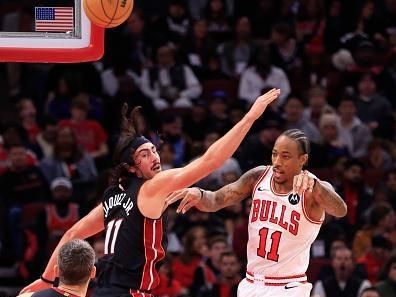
[288, 193, 300, 205]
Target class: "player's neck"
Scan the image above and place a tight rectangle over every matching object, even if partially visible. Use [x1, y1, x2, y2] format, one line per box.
[58, 282, 87, 297]
[273, 180, 293, 194]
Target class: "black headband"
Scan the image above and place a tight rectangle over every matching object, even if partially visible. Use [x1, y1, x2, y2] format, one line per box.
[121, 136, 151, 164]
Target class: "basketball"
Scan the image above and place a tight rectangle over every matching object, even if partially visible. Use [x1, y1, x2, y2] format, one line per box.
[84, 0, 134, 28]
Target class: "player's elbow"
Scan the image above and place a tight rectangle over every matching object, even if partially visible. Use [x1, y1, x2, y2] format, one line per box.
[202, 151, 223, 170]
[333, 201, 348, 218]
[64, 224, 82, 241]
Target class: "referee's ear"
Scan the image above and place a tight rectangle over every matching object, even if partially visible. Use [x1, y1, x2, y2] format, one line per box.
[90, 265, 96, 279]
[54, 264, 59, 278]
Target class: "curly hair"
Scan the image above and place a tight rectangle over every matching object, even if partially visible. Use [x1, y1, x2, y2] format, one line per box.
[109, 103, 144, 188]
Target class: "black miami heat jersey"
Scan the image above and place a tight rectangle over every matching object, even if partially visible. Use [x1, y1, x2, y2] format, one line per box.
[96, 176, 167, 293]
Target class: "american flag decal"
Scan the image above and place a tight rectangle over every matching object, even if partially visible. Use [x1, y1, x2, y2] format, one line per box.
[35, 7, 74, 32]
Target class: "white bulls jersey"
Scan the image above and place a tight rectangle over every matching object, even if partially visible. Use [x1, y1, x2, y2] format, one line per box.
[246, 166, 323, 276]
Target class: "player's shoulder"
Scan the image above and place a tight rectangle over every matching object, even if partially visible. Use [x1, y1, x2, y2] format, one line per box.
[241, 165, 269, 183]
[103, 185, 124, 199]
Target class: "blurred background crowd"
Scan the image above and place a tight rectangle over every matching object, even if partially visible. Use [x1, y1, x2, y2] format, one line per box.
[1, 0, 396, 296]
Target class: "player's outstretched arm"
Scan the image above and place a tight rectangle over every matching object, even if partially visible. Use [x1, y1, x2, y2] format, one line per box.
[165, 166, 266, 213]
[144, 89, 280, 201]
[20, 205, 105, 294]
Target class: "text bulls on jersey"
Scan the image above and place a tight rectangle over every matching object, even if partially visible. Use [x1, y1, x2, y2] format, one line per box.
[103, 193, 134, 217]
[251, 199, 300, 235]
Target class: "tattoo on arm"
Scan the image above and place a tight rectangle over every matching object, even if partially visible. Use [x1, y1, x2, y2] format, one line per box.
[314, 181, 347, 218]
[197, 166, 266, 212]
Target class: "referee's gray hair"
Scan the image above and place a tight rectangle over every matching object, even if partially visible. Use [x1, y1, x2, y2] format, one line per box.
[58, 239, 95, 285]
[281, 129, 310, 154]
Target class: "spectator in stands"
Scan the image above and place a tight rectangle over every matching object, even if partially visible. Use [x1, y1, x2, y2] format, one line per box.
[312, 247, 371, 297]
[207, 90, 231, 134]
[16, 98, 41, 145]
[219, 16, 257, 77]
[376, 254, 396, 297]
[0, 123, 40, 175]
[269, 22, 305, 93]
[337, 95, 372, 158]
[209, 251, 241, 297]
[172, 226, 215, 291]
[190, 235, 230, 296]
[354, 73, 393, 139]
[335, 159, 373, 233]
[122, 9, 153, 72]
[1, 144, 50, 261]
[183, 99, 210, 142]
[152, 256, 184, 297]
[251, 0, 281, 40]
[303, 85, 335, 128]
[310, 113, 350, 168]
[363, 140, 393, 171]
[36, 177, 80, 258]
[140, 44, 202, 110]
[39, 127, 98, 186]
[238, 45, 291, 107]
[200, 51, 230, 80]
[159, 142, 176, 171]
[195, 130, 241, 190]
[283, 96, 321, 142]
[383, 168, 396, 211]
[198, 235, 229, 277]
[353, 203, 396, 259]
[36, 117, 58, 159]
[58, 97, 109, 160]
[357, 235, 393, 283]
[151, 0, 191, 46]
[46, 75, 76, 122]
[203, 0, 232, 44]
[236, 118, 283, 171]
[161, 113, 191, 167]
[180, 19, 217, 79]
[323, 0, 345, 54]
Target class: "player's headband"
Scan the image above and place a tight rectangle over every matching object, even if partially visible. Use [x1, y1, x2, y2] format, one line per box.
[121, 136, 151, 164]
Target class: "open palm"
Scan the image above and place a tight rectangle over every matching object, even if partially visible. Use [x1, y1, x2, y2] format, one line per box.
[248, 88, 281, 120]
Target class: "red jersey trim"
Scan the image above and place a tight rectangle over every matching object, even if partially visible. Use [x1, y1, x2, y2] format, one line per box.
[140, 218, 165, 290]
[302, 191, 324, 225]
[270, 174, 292, 196]
[52, 287, 80, 297]
[252, 166, 270, 194]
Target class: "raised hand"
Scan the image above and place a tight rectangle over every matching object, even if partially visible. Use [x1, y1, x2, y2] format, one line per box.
[293, 170, 317, 197]
[165, 188, 202, 214]
[247, 88, 281, 121]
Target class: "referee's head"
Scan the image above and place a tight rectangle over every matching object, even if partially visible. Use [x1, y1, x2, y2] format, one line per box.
[56, 239, 96, 285]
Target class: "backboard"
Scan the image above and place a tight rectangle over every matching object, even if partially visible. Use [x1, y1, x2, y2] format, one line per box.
[0, 0, 104, 63]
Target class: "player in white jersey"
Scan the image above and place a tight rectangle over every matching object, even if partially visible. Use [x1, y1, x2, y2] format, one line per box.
[166, 129, 347, 297]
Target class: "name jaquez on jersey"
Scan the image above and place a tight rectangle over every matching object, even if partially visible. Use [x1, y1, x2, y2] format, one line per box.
[103, 193, 134, 218]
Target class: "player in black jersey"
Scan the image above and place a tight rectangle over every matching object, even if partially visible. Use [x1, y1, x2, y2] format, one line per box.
[18, 239, 95, 297]
[21, 89, 281, 297]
